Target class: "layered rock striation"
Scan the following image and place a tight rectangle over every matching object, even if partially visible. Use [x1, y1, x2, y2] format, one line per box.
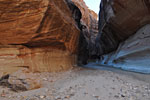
[0, 0, 98, 75]
[0, 0, 84, 74]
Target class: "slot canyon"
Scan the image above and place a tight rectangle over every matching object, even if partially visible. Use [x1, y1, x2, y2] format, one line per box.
[0, 0, 150, 100]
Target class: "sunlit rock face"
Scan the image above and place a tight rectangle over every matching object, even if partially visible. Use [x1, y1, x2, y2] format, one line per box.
[0, 0, 81, 74]
[0, 0, 80, 53]
[96, 0, 150, 55]
[96, 0, 150, 73]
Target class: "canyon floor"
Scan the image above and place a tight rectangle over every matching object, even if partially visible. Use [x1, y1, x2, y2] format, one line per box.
[0, 66, 150, 100]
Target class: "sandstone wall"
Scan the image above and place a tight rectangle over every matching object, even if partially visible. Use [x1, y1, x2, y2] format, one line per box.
[0, 0, 81, 74]
[71, 0, 99, 60]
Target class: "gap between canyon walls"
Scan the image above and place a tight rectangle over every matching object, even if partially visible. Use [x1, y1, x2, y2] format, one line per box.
[1, 0, 150, 75]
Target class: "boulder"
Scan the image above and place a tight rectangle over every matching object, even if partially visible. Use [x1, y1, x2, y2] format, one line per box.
[0, 69, 42, 92]
[8, 69, 42, 91]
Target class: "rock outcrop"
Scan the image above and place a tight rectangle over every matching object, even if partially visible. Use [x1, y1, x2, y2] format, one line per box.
[96, 0, 150, 55]
[0, 0, 83, 74]
[0, 69, 42, 92]
[0, 0, 81, 52]
[99, 24, 150, 73]
[71, 0, 99, 62]
[96, 0, 150, 73]
[72, 0, 98, 40]
[0, 0, 99, 75]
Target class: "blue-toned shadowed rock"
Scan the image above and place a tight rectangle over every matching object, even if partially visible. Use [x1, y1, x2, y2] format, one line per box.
[97, 24, 150, 74]
[89, 0, 150, 74]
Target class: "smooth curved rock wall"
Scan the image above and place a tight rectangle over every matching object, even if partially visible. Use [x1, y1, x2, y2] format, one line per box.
[96, 0, 150, 56]
[99, 25, 150, 73]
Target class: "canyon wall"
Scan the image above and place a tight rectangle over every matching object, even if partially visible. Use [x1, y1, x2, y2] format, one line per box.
[97, 0, 150, 73]
[96, 0, 150, 55]
[0, 0, 98, 75]
[71, 0, 98, 61]
[67, 0, 98, 64]
[0, 0, 85, 74]
[72, 0, 98, 42]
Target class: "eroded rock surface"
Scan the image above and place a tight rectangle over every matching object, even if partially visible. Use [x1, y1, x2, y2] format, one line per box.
[99, 25, 150, 73]
[96, 0, 150, 73]
[0, 69, 42, 92]
[0, 0, 82, 74]
[0, 45, 77, 73]
[70, 0, 99, 62]
[71, 0, 98, 40]
[0, 0, 80, 51]
[96, 0, 150, 55]
[0, 0, 99, 74]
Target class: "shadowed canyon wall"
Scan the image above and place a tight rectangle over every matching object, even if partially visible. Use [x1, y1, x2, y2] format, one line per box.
[96, 0, 150, 55]
[96, 0, 150, 73]
[71, 0, 98, 64]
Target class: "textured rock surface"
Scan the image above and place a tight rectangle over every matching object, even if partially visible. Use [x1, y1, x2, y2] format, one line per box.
[0, 0, 82, 73]
[0, 0, 49, 44]
[94, 0, 150, 73]
[0, 45, 77, 74]
[71, 0, 99, 61]
[72, 0, 98, 28]
[96, 0, 150, 55]
[8, 69, 42, 91]
[0, 69, 42, 92]
[0, 0, 80, 52]
[72, 0, 98, 39]
[99, 24, 150, 73]
[0, 0, 99, 74]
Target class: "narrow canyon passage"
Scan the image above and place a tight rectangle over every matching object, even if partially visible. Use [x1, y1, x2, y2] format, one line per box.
[0, 0, 150, 74]
[0, 0, 150, 100]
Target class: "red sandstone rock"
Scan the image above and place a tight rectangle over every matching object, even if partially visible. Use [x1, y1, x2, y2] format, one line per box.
[72, 0, 98, 34]
[8, 69, 42, 91]
[0, 0, 81, 73]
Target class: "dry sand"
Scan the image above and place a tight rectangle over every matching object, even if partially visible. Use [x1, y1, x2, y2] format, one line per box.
[0, 67, 150, 100]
